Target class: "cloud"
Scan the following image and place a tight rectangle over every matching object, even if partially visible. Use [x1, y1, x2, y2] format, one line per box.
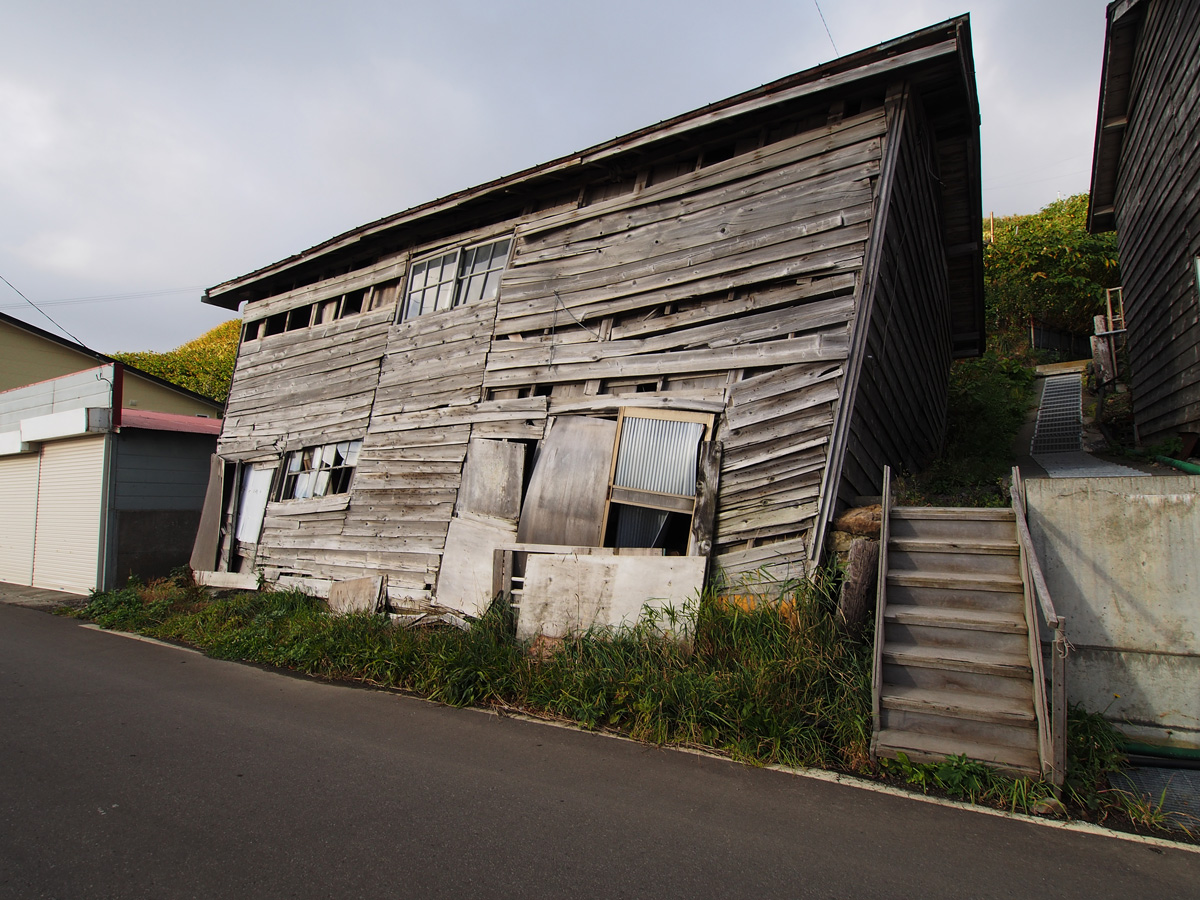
[0, 0, 1119, 351]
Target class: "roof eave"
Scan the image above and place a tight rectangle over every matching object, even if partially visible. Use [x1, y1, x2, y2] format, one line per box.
[205, 15, 975, 309]
[1088, 0, 1145, 234]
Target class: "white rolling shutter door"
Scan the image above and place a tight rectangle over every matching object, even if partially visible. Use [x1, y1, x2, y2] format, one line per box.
[0, 454, 40, 585]
[32, 436, 106, 593]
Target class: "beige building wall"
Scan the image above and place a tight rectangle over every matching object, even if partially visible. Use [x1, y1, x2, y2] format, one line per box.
[1, 320, 222, 417]
[123, 375, 222, 417]
[0, 321, 98, 391]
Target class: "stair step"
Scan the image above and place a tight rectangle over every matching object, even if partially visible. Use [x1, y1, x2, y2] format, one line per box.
[885, 582, 1025, 614]
[887, 570, 1023, 592]
[889, 507, 1017, 543]
[874, 729, 1041, 776]
[891, 507, 1015, 520]
[883, 644, 1032, 678]
[889, 537, 1017, 556]
[884, 605, 1027, 634]
[880, 685, 1035, 726]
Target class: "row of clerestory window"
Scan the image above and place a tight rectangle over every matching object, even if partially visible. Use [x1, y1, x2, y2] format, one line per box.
[242, 235, 513, 343]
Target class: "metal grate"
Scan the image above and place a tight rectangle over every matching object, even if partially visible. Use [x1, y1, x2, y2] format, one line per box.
[1030, 374, 1082, 454]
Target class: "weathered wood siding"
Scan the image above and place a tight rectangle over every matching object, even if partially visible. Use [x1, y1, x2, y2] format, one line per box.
[488, 109, 887, 580]
[219, 305, 394, 461]
[1112, 0, 1200, 441]
[837, 89, 952, 505]
[208, 26, 983, 598]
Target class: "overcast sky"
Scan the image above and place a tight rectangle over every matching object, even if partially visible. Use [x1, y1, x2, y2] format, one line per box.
[1, 0, 1111, 353]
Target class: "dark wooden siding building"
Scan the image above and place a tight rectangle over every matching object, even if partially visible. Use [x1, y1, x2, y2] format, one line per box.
[1089, 0, 1200, 444]
[193, 17, 983, 609]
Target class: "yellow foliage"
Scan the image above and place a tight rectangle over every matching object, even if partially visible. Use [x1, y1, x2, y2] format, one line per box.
[111, 319, 241, 403]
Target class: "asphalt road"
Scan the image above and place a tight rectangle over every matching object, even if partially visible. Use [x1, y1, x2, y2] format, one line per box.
[1, 603, 1195, 899]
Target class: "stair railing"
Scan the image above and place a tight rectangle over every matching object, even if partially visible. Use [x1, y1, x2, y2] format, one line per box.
[869, 465, 893, 756]
[1010, 466, 1067, 788]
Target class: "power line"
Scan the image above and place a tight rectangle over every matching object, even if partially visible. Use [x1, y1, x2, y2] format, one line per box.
[0, 285, 203, 312]
[0, 273, 91, 349]
[814, 1, 839, 57]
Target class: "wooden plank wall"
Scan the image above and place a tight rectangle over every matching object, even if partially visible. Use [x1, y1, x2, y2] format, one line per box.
[1114, 0, 1200, 442]
[216, 104, 897, 595]
[488, 108, 888, 581]
[219, 306, 395, 460]
[838, 90, 953, 506]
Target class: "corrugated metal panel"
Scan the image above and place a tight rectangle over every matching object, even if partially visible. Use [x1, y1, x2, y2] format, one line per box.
[32, 435, 106, 593]
[0, 454, 40, 584]
[613, 417, 704, 496]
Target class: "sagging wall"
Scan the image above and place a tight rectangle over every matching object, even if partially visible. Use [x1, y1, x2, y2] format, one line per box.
[1111, 0, 1200, 442]
[212, 103, 893, 600]
[1025, 474, 1200, 750]
[835, 87, 953, 508]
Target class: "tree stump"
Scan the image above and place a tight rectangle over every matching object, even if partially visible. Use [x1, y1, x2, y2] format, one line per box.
[837, 537, 878, 636]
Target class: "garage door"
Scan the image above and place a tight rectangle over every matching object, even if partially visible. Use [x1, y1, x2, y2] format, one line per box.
[32, 435, 106, 594]
[0, 453, 40, 585]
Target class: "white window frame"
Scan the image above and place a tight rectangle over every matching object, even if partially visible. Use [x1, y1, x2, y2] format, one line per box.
[400, 235, 513, 322]
[278, 440, 363, 501]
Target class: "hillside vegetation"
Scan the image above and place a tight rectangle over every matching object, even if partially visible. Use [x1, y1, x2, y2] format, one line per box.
[112, 319, 240, 403]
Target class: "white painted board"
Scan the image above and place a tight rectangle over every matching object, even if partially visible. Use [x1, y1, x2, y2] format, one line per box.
[435, 514, 518, 618]
[516, 554, 704, 641]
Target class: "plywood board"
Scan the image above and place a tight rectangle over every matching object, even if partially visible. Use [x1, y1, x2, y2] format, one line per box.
[456, 439, 525, 521]
[516, 554, 705, 640]
[435, 514, 518, 618]
[516, 416, 616, 546]
[328, 575, 384, 614]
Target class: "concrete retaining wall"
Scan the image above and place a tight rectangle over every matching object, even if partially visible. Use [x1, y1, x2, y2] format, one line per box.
[1025, 474, 1200, 750]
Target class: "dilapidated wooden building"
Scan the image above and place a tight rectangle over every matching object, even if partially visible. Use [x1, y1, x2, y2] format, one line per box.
[192, 17, 983, 619]
[1089, 0, 1200, 446]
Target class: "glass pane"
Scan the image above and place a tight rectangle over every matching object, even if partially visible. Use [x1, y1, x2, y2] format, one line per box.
[459, 245, 480, 276]
[614, 505, 670, 548]
[489, 239, 511, 267]
[346, 440, 363, 466]
[434, 280, 454, 311]
[481, 269, 503, 303]
[294, 471, 313, 500]
[287, 452, 302, 473]
[459, 273, 483, 305]
[313, 470, 331, 497]
[410, 260, 429, 291]
[335, 441, 351, 466]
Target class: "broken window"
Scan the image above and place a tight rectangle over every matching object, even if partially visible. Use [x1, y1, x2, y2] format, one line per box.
[603, 410, 712, 553]
[401, 236, 513, 321]
[235, 464, 277, 544]
[279, 440, 363, 500]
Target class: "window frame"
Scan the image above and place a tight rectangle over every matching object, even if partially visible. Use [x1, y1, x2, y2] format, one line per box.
[277, 439, 364, 502]
[600, 408, 714, 552]
[399, 235, 513, 323]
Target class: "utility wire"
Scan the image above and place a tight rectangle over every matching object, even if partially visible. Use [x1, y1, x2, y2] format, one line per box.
[0, 272, 91, 349]
[814, 0, 839, 57]
[0, 285, 203, 312]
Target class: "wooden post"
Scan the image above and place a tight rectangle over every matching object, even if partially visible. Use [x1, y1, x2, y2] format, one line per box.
[1052, 629, 1067, 789]
[690, 441, 723, 569]
[491, 548, 513, 602]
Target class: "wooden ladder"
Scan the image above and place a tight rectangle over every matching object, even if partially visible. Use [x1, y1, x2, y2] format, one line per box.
[870, 468, 1054, 779]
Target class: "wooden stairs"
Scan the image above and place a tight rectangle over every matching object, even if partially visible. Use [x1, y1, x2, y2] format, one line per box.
[870, 467, 1066, 783]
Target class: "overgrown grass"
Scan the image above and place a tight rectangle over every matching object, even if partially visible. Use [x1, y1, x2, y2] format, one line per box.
[71, 570, 871, 771]
[68, 573, 1192, 839]
[896, 347, 1037, 507]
